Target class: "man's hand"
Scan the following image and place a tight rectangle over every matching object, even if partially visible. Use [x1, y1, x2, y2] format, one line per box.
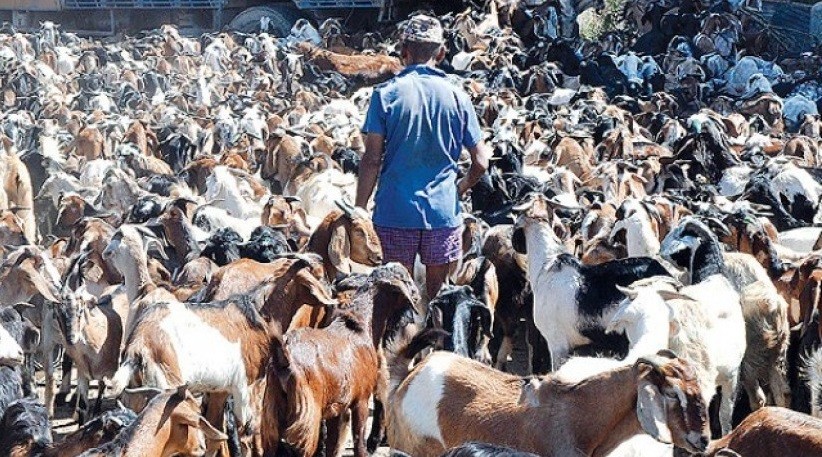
[355, 133, 385, 209]
[458, 141, 490, 196]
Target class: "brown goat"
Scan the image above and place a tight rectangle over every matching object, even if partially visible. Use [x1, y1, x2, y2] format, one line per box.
[784, 136, 820, 166]
[122, 120, 158, 157]
[707, 407, 822, 456]
[261, 195, 312, 247]
[388, 348, 710, 457]
[80, 386, 227, 456]
[73, 125, 106, 160]
[306, 209, 383, 280]
[0, 209, 28, 245]
[262, 263, 420, 457]
[551, 136, 593, 182]
[296, 42, 402, 85]
[200, 255, 336, 331]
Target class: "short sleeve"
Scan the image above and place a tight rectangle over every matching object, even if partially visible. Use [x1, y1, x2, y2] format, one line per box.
[461, 94, 483, 149]
[362, 91, 387, 136]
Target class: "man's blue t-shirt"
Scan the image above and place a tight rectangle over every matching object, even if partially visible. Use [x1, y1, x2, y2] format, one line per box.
[362, 64, 483, 229]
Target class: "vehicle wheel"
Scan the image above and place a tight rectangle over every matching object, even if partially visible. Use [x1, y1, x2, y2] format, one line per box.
[227, 5, 300, 36]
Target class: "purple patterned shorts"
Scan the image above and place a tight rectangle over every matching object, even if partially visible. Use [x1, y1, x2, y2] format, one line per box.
[375, 225, 463, 267]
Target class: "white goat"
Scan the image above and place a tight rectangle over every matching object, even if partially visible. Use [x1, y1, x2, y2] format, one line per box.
[611, 198, 660, 257]
[292, 168, 357, 228]
[608, 275, 745, 435]
[204, 166, 262, 220]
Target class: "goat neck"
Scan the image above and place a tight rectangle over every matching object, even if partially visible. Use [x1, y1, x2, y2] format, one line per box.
[347, 282, 405, 349]
[617, 215, 660, 257]
[121, 250, 157, 304]
[688, 241, 725, 284]
[522, 219, 566, 282]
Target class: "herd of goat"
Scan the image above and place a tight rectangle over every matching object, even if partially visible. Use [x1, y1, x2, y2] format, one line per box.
[0, 0, 821, 455]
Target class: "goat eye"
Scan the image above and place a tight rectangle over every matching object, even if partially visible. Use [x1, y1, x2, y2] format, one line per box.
[664, 390, 678, 399]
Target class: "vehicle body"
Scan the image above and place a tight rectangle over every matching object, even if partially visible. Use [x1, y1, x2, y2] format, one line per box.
[0, 0, 388, 35]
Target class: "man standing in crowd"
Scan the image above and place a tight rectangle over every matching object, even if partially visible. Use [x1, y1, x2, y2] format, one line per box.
[356, 14, 491, 300]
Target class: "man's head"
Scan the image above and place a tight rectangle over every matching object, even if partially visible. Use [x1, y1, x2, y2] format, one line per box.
[400, 15, 446, 66]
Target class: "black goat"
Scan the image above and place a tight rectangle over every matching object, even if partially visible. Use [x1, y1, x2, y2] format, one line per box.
[140, 175, 183, 197]
[127, 195, 165, 224]
[46, 406, 137, 455]
[331, 147, 361, 175]
[0, 367, 24, 420]
[441, 442, 541, 457]
[0, 307, 39, 397]
[741, 175, 805, 231]
[0, 397, 51, 456]
[201, 227, 243, 266]
[239, 226, 291, 263]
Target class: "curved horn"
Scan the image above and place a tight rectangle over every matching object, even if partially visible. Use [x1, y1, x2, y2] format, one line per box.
[635, 354, 671, 371]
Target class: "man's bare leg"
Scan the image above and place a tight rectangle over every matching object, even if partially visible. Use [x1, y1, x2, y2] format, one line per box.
[426, 261, 458, 300]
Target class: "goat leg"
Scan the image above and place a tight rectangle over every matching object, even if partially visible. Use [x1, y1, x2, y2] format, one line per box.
[55, 355, 73, 406]
[366, 399, 386, 453]
[41, 307, 57, 416]
[769, 363, 791, 408]
[94, 380, 105, 415]
[76, 375, 89, 425]
[350, 400, 369, 457]
[204, 392, 231, 457]
[315, 419, 328, 457]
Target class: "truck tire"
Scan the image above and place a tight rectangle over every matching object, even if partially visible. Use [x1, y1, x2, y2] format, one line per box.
[227, 5, 300, 35]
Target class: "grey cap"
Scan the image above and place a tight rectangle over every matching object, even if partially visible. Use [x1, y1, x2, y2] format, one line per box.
[401, 15, 445, 44]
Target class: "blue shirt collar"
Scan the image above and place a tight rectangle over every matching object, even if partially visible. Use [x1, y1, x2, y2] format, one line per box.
[399, 64, 446, 77]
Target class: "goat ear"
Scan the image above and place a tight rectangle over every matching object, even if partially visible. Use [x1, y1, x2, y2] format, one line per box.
[636, 375, 673, 444]
[799, 278, 821, 336]
[23, 265, 60, 303]
[296, 270, 337, 307]
[615, 284, 638, 300]
[606, 301, 630, 335]
[656, 290, 696, 302]
[427, 304, 444, 329]
[199, 416, 229, 441]
[328, 222, 351, 275]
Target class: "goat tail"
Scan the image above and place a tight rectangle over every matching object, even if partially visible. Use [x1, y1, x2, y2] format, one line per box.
[386, 328, 449, 398]
[110, 358, 137, 396]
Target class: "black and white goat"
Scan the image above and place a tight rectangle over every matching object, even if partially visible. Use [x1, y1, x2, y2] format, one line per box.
[512, 194, 671, 369]
[656, 217, 747, 434]
[426, 285, 494, 364]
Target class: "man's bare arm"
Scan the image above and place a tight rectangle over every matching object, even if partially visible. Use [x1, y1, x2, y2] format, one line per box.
[355, 133, 385, 209]
[458, 141, 491, 196]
